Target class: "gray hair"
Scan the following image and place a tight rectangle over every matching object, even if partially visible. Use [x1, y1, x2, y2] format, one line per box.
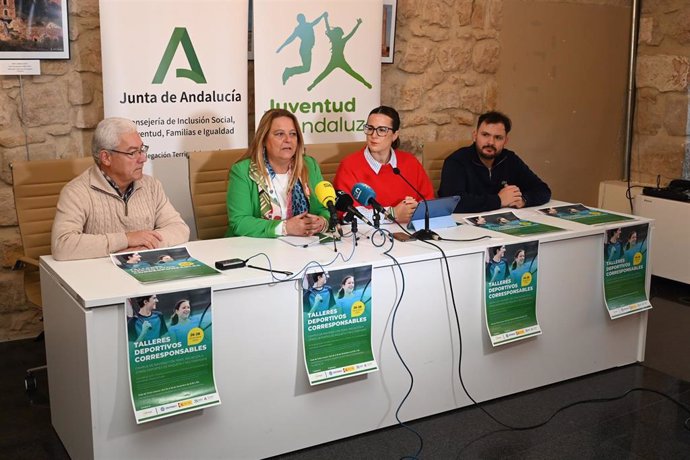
[92, 117, 139, 163]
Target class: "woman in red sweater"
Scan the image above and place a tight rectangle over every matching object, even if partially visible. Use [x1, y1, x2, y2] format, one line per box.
[334, 106, 434, 223]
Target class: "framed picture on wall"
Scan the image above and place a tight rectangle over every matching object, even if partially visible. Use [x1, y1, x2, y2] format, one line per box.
[0, 0, 70, 60]
[381, 0, 397, 63]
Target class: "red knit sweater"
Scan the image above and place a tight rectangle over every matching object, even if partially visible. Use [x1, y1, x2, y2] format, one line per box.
[334, 148, 434, 207]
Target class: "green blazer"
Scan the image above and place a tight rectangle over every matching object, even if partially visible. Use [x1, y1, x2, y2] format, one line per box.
[225, 156, 330, 238]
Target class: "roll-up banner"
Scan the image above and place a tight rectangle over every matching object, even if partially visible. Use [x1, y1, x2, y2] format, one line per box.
[100, 0, 249, 238]
[254, 0, 382, 143]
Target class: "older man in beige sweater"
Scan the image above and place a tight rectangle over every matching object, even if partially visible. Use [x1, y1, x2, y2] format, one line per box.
[51, 117, 190, 261]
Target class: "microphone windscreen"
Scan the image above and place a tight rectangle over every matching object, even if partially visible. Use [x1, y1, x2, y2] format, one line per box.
[314, 181, 336, 207]
[351, 182, 376, 207]
[334, 190, 354, 212]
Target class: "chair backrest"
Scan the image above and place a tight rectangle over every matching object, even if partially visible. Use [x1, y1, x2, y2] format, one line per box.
[11, 157, 93, 261]
[188, 149, 245, 240]
[305, 141, 364, 183]
[422, 140, 469, 191]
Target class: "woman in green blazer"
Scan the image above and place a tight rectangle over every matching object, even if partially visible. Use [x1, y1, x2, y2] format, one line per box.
[225, 109, 330, 238]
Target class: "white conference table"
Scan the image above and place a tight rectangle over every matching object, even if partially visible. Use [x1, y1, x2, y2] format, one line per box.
[40, 202, 652, 459]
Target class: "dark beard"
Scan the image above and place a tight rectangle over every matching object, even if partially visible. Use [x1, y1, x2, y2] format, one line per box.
[477, 145, 497, 161]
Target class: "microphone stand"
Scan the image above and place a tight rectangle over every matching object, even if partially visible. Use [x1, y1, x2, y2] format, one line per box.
[345, 212, 359, 246]
[413, 201, 439, 241]
[372, 208, 381, 229]
[393, 167, 438, 241]
[328, 210, 339, 233]
[326, 200, 340, 252]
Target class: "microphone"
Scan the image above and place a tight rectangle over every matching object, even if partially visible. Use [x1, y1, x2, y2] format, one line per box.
[314, 181, 338, 230]
[335, 190, 374, 227]
[392, 167, 438, 241]
[351, 183, 391, 219]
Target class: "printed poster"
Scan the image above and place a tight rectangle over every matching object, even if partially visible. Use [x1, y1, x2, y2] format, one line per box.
[111, 247, 220, 284]
[484, 241, 541, 346]
[538, 203, 633, 225]
[603, 223, 652, 319]
[468, 211, 564, 236]
[302, 265, 378, 384]
[125, 287, 220, 423]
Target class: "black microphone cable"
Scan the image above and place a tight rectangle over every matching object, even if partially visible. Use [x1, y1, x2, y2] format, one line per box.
[435, 234, 492, 243]
[368, 208, 690, 438]
[409, 237, 690, 439]
[239, 232, 359, 284]
[372, 228, 424, 460]
[268, 226, 426, 458]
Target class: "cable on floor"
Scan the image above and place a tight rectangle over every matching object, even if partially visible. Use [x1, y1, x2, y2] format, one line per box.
[412, 237, 690, 435]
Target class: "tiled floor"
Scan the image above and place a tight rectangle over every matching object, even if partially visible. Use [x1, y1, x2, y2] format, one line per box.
[277, 363, 690, 459]
[1, 277, 689, 459]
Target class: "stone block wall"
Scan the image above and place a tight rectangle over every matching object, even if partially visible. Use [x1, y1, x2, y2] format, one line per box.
[382, 0, 502, 152]
[633, 0, 690, 184]
[0, 0, 103, 340]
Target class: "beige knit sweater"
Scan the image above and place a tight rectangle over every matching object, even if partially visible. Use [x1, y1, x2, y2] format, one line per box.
[51, 165, 190, 261]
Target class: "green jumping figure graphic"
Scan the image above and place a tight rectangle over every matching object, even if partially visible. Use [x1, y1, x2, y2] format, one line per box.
[307, 13, 372, 92]
[276, 12, 327, 85]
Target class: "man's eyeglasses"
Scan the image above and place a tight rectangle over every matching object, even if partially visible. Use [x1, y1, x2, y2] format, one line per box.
[108, 145, 149, 158]
[363, 124, 394, 137]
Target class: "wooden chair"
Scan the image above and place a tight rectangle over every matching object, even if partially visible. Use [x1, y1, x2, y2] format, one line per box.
[422, 140, 468, 191]
[11, 156, 92, 391]
[305, 141, 364, 183]
[188, 149, 245, 240]
[11, 157, 93, 307]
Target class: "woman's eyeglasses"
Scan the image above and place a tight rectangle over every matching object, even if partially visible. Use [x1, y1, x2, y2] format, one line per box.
[363, 124, 394, 136]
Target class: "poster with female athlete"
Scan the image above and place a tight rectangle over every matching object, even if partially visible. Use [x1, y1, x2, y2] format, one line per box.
[468, 211, 563, 236]
[111, 246, 219, 284]
[484, 240, 541, 346]
[125, 287, 220, 423]
[301, 265, 378, 385]
[603, 223, 652, 319]
[538, 203, 633, 225]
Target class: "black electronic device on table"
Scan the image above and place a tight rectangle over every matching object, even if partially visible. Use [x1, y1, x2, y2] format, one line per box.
[642, 179, 690, 202]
